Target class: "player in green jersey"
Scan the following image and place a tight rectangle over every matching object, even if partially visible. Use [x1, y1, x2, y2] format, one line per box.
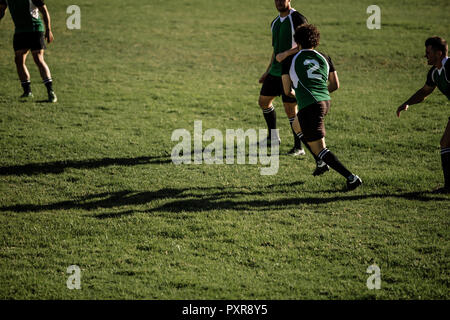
[259, 0, 307, 156]
[0, 0, 57, 102]
[397, 36, 449, 193]
[288, 24, 362, 190]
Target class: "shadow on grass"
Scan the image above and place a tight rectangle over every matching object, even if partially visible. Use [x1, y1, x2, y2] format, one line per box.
[0, 155, 172, 175]
[0, 183, 447, 218]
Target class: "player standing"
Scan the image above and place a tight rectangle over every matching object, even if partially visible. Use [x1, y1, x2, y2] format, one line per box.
[289, 24, 362, 190]
[0, 0, 57, 102]
[397, 36, 449, 193]
[258, 0, 307, 156]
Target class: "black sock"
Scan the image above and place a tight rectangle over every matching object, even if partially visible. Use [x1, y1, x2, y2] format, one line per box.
[441, 148, 450, 188]
[21, 80, 31, 94]
[297, 132, 320, 163]
[43, 78, 53, 93]
[289, 117, 302, 149]
[318, 148, 352, 179]
[263, 105, 277, 136]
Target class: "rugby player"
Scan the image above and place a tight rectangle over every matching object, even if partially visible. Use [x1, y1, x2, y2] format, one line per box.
[288, 24, 362, 190]
[0, 0, 57, 102]
[258, 0, 307, 156]
[397, 36, 449, 193]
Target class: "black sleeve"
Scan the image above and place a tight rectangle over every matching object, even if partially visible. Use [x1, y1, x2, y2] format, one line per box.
[31, 0, 45, 7]
[291, 11, 308, 29]
[0, 0, 7, 6]
[425, 67, 436, 87]
[327, 55, 336, 73]
[318, 52, 336, 73]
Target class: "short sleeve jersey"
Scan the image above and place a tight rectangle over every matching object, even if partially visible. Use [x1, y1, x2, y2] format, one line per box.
[269, 9, 307, 77]
[1, 0, 45, 33]
[425, 57, 450, 100]
[289, 49, 336, 110]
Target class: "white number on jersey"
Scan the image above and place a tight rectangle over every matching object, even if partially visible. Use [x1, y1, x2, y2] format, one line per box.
[304, 59, 322, 80]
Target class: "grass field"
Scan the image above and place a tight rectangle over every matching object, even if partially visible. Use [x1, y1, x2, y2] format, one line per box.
[0, 0, 449, 300]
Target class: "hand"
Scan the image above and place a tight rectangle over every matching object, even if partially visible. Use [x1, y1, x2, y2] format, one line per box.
[276, 52, 286, 63]
[45, 29, 54, 43]
[259, 72, 269, 84]
[396, 104, 409, 117]
[288, 89, 296, 99]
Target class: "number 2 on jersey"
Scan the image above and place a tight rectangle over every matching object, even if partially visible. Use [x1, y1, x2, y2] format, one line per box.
[304, 59, 322, 80]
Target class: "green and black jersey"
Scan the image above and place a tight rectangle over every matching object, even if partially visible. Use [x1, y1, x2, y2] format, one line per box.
[426, 57, 450, 100]
[0, 0, 45, 33]
[289, 49, 336, 110]
[269, 9, 307, 77]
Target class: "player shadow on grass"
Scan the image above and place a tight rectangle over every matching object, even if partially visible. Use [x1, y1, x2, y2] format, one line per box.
[0, 155, 173, 176]
[0, 183, 295, 216]
[0, 183, 447, 218]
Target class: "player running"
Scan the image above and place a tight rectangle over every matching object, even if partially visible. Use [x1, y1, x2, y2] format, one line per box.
[0, 0, 57, 102]
[288, 24, 362, 190]
[397, 36, 449, 193]
[258, 0, 307, 156]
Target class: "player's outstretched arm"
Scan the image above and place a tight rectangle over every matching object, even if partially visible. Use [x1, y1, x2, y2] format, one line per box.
[396, 85, 435, 117]
[328, 71, 340, 93]
[276, 46, 300, 63]
[37, 4, 53, 43]
[0, 3, 7, 21]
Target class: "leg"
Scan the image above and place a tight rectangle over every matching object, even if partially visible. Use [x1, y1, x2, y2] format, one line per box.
[299, 101, 361, 190]
[283, 101, 304, 154]
[15, 49, 31, 82]
[31, 49, 51, 80]
[14, 50, 34, 97]
[293, 113, 327, 173]
[439, 118, 450, 190]
[307, 138, 327, 156]
[32, 49, 57, 102]
[307, 137, 361, 190]
[259, 95, 279, 141]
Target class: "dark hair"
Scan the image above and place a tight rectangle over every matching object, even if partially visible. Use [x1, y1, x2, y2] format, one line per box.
[425, 36, 448, 55]
[294, 24, 320, 49]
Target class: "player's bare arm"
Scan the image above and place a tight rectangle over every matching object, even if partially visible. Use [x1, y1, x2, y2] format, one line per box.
[259, 53, 275, 84]
[37, 4, 53, 43]
[281, 74, 295, 97]
[396, 84, 435, 117]
[0, 3, 7, 21]
[328, 71, 339, 93]
[276, 46, 300, 63]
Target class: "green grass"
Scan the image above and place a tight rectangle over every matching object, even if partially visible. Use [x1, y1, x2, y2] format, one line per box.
[0, 0, 449, 299]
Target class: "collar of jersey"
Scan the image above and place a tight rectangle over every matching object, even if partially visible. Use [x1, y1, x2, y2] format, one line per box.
[298, 49, 316, 53]
[279, 8, 295, 22]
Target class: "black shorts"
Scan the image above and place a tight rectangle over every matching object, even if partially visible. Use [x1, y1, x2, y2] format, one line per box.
[298, 100, 331, 142]
[13, 32, 46, 51]
[260, 73, 297, 103]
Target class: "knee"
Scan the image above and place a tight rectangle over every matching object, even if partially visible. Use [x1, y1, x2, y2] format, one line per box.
[258, 97, 271, 109]
[440, 137, 450, 149]
[285, 110, 296, 119]
[283, 105, 297, 118]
